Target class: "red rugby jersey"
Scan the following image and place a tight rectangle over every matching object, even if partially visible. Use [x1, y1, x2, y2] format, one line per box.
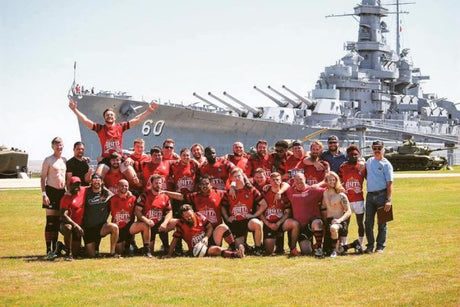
[109, 194, 136, 228]
[136, 191, 171, 224]
[198, 158, 235, 191]
[92, 122, 129, 158]
[169, 160, 199, 193]
[262, 189, 291, 223]
[222, 186, 263, 221]
[173, 213, 209, 250]
[339, 162, 366, 202]
[60, 187, 87, 226]
[185, 189, 225, 227]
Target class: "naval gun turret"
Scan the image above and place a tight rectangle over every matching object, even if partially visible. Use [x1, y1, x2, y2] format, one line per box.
[223, 92, 263, 118]
[253, 86, 289, 107]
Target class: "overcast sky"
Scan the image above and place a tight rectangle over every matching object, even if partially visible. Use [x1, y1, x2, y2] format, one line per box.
[1, 0, 459, 161]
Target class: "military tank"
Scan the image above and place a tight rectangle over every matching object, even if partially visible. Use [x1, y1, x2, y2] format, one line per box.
[383, 142, 453, 171]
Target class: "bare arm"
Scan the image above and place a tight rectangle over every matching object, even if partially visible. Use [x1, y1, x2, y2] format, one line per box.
[41, 159, 50, 206]
[134, 205, 154, 227]
[163, 190, 185, 201]
[251, 199, 268, 218]
[165, 237, 179, 258]
[159, 210, 173, 231]
[68, 99, 94, 129]
[128, 102, 158, 127]
[384, 181, 393, 212]
[334, 193, 352, 223]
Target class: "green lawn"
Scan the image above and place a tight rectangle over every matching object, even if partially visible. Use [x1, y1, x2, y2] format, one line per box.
[1, 177, 459, 306]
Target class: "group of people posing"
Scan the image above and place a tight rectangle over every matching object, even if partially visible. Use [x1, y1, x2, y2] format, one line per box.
[40, 99, 394, 260]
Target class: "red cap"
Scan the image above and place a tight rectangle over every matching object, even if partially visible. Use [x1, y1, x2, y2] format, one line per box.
[70, 176, 81, 184]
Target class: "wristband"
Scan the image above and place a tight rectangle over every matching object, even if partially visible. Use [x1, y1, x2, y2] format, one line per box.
[42, 191, 47, 197]
[386, 197, 391, 202]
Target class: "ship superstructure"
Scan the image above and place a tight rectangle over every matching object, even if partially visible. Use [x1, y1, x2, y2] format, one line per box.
[71, 0, 459, 163]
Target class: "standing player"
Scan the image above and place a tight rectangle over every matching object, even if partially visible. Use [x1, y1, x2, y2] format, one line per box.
[365, 140, 394, 254]
[165, 205, 245, 258]
[66, 141, 92, 187]
[260, 173, 299, 256]
[162, 139, 180, 161]
[222, 168, 268, 256]
[286, 173, 326, 256]
[109, 180, 137, 256]
[60, 177, 87, 260]
[321, 135, 347, 174]
[248, 140, 272, 177]
[339, 145, 366, 246]
[41, 137, 67, 260]
[191, 143, 207, 166]
[68, 98, 156, 185]
[225, 142, 251, 176]
[269, 140, 292, 175]
[321, 172, 352, 258]
[199, 146, 236, 191]
[139, 146, 171, 191]
[280, 140, 305, 183]
[302, 140, 330, 185]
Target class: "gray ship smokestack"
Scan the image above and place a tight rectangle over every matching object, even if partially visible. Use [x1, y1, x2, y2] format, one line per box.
[208, 92, 248, 117]
[253, 86, 288, 107]
[267, 85, 301, 108]
[223, 91, 262, 118]
[282, 85, 314, 107]
[193, 92, 223, 110]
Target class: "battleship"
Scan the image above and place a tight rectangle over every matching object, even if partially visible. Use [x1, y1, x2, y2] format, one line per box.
[70, 0, 459, 164]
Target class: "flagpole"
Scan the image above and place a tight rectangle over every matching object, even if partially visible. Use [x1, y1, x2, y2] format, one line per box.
[396, 0, 400, 56]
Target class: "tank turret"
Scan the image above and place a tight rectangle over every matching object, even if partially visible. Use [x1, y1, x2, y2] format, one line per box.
[383, 141, 454, 170]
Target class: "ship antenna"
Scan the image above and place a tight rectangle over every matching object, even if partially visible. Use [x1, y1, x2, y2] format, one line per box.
[73, 61, 77, 85]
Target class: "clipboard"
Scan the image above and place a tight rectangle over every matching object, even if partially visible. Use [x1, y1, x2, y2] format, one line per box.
[377, 206, 393, 224]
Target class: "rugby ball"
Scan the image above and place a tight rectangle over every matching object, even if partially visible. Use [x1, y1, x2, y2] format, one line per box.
[192, 242, 208, 257]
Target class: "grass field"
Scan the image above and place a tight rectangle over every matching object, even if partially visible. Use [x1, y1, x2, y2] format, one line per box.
[1, 176, 459, 306]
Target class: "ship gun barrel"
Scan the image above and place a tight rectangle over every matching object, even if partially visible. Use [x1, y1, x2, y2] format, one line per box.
[253, 86, 288, 107]
[267, 85, 301, 108]
[281, 85, 314, 107]
[193, 93, 223, 110]
[208, 92, 247, 117]
[223, 92, 262, 118]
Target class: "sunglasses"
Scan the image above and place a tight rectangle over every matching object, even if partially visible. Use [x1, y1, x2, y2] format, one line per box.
[328, 141, 338, 144]
[164, 146, 174, 149]
[372, 147, 382, 151]
[275, 149, 285, 153]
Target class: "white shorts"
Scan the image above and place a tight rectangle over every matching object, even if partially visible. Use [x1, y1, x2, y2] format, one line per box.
[350, 201, 365, 215]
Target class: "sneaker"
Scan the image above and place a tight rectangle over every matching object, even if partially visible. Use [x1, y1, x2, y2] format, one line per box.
[111, 253, 122, 258]
[237, 244, 245, 258]
[352, 240, 364, 254]
[330, 250, 337, 258]
[65, 256, 74, 262]
[46, 251, 57, 261]
[55, 241, 66, 257]
[253, 247, 263, 256]
[314, 247, 324, 258]
[364, 247, 374, 254]
[144, 247, 153, 258]
[375, 248, 384, 254]
[289, 248, 300, 257]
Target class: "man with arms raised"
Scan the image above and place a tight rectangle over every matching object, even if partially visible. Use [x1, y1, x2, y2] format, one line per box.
[166, 204, 245, 258]
[260, 172, 299, 256]
[222, 168, 268, 256]
[321, 172, 352, 258]
[364, 140, 393, 254]
[68, 99, 156, 186]
[41, 137, 67, 260]
[60, 176, 86, 260]
[82, 174, 120, 258]
[286, 173, 326, 256]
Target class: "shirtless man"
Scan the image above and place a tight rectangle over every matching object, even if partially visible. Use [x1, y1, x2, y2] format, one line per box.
[321, 172, 352, 258]
[68, 99, 156, 186]
[41, 137, 67, 260]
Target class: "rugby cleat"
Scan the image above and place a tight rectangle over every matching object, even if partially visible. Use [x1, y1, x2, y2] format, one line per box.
[237, 244, 245, 258]
[46, 251, 57, 261]
[330, 250, 337, 258]
[314, 247, 324, 258]
[352, 239, 364, 254]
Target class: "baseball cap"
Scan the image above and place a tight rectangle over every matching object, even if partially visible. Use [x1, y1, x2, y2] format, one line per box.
[372, 140, 384, 147]
[292, 140, 302, 147]
[328, 135, 339, 142]
[70, 176, 81, 184]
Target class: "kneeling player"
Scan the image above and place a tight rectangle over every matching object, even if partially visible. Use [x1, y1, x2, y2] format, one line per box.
[322, 172, 352, 257]
[166, 204, 244, 258]
[261, 172, 299, 256]
[130, 174, 175, 256]
[109, 180, 137, 256]
[60, 177, 86, 260]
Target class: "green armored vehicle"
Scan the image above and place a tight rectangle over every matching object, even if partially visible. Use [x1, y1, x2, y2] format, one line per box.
[384, 142, 451, 171]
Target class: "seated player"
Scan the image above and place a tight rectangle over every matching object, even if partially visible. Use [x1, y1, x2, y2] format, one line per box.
[260, 172, 299, 256]
[165, 204, 245, 258]
[222, 168, 268, 256]
[60, 177, 87, 260]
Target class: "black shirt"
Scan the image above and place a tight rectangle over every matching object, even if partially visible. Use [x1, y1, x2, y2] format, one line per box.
[66, 157, 90, 186]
